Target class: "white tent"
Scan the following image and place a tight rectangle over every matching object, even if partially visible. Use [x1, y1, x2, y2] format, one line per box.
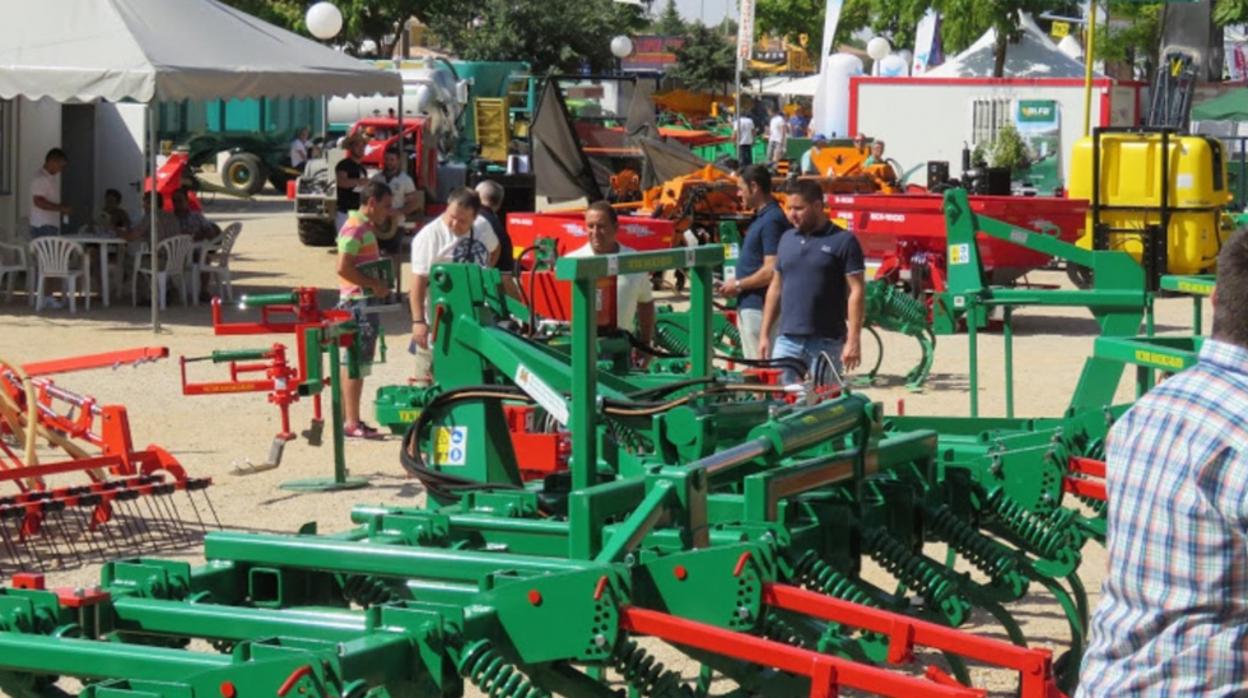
[0, 0, 401, 329]
[754, 75, 820, 97]
[922, 14, 1100, 79]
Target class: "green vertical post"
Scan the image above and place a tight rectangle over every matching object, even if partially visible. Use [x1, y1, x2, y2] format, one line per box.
[1145, 294, 1155, 337]
[570, 278, 598, 491]
[1193, 296, 1203, 336]
[967, 301, 979, 418]
[690, 264, 713, 378]
[328, 340, 347, 485]
[1003, 306, 1014, 419]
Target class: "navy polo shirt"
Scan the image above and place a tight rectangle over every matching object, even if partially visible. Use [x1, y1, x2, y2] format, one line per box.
[775, 222, 865, 340]
[735, 201, 787, 311]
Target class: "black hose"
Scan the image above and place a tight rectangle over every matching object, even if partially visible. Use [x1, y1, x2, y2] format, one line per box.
[400, 386, 534, 501]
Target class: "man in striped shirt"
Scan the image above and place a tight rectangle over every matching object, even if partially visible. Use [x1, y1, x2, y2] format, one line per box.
[1078, 230, 1248, 695]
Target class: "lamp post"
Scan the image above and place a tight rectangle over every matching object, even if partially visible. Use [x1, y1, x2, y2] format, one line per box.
[611, 34, 634, 74]
[866, 36, 891, 76]
[306, 2, 344, 143]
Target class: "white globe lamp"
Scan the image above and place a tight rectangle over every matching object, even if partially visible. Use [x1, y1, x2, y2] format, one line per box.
[611, 35, 635, 59]
[306, 2, 343, 41]
[866, 36, 891, 61]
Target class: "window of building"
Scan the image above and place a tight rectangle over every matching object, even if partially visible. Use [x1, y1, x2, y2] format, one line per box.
[971, 97, 1012, 146]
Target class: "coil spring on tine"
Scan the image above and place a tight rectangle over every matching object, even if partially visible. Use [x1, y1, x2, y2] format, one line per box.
[761, 611, 809, 648]
[609, 638, 693, 697]
[655, 324, 690, 355]
[987, 489, 1070, 560]
[926, 505, 1018, 583]
[340, 575, 398, 608]
[876, 283, 929, 326]
[863, 529, 957, 608]
[458, 639, 549, 698]
[791, 551, 879, 608]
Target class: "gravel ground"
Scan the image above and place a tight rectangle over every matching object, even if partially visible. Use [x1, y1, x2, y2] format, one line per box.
[0, 192, 1206, 695]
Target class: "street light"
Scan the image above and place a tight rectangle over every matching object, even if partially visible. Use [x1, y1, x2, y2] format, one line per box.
[610, 35, 634, 59]
[306, 3, 343, 147]
[306, 2, 343, 41]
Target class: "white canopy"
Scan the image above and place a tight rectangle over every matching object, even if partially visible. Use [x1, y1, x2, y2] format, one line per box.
[923, 14, 1100, 79]
[755, 74, 820, 97]
[0, 0, 400, 103]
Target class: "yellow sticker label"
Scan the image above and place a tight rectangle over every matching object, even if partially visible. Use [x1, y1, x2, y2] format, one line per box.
[1133, 350, 1185, 370]
[948, 243, 970, 265]
[433, 426, 468, 466]
[1177, 280, 1214, 295]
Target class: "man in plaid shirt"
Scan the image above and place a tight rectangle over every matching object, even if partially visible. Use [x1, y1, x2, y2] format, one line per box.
[1078, 231, 1248, 696]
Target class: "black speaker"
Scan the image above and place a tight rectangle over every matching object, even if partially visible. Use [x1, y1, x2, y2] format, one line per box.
[927, 161, 949, 190]
[984, 167, 1012, 196]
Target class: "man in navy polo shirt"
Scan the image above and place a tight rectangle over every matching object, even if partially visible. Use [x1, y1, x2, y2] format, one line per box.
[718, 164, 786, 359]
[759, 179, 865, 383]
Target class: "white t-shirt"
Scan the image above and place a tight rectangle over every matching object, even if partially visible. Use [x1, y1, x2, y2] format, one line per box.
[30, 167, 60, 229]
[372, 171, 416, 210]
[410, 214, 499, 275]
[566, 242, 654, 332]
[290, 138, 309, 168]
[737, 116, 755, 145]
[769, 114, 787, 143]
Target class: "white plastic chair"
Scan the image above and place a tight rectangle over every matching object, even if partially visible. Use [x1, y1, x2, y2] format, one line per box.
[0, 240, 30, 304]
[132, 235, 194, 309]
[30, 237, 91, 313]
[192, 222, 241, 303]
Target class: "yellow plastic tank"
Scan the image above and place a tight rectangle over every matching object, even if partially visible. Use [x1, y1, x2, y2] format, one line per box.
[1069, 133, 1231, 275]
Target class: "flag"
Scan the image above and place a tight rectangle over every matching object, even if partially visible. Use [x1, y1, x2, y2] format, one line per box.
[912, 9, 942, 75]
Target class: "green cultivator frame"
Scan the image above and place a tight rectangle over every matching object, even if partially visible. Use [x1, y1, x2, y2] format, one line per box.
[0, 188, 1208, 697]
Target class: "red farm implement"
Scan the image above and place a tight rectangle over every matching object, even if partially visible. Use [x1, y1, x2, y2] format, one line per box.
[0, 347, 217, 571]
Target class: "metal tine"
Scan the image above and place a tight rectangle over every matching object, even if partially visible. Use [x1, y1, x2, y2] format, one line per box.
[44, 503, 84, 569]
[0, 509, 30, 572]
[116, 493, 157, 551]
[155, 488, 193, 547]
[92, 498, 126, 557]
[62, 503, 106, 564]
[141, 491, 178, 551]
[25, 503, 67, 570]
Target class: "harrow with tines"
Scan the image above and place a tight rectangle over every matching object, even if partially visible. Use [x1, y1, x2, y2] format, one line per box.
[0, 347, 218, 571]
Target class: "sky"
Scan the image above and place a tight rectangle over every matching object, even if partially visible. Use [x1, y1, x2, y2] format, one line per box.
[673, 0, 736, 26]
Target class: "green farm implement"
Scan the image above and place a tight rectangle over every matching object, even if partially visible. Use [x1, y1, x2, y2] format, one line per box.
[0, 188, 1213, 696]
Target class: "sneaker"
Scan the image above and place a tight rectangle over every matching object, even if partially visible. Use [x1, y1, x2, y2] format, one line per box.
[343, 422, 385, 440]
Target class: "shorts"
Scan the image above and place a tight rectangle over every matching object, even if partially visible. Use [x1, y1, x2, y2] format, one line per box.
[30, 225, 59, 239]
[337, 299, 381, 370]
[772, 334, 844, 385]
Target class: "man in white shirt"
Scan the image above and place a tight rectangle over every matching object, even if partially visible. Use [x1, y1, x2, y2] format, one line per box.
[736, 112, 756, 167]
[372, 148, 419, 257]
[566, 201, 655, 357]
[290, 127, 312, 173]
[408, 187, 500, 385]
[766, 108, 788, 163]
[30, 148, 69, 238]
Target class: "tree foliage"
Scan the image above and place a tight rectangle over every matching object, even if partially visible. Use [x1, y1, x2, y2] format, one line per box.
[427, 0, 645, 73]
[653, 0, 687, 36]
[668, 23, 740, 93]
[219, 0, 443, 57]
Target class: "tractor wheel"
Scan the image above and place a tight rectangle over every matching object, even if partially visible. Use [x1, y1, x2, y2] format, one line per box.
[298, 219, 337, 247]
[1066, 264, 1093, 290]
[222, 153, 268, 196]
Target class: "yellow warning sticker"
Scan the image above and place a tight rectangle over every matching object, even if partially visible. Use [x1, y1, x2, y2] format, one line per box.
[433, 426, 468, 466]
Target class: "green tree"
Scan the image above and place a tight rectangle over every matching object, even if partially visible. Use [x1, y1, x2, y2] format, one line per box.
[668, 23, 739, 92]
[653, 0, 687, 36]
[219, 0, 449, 56]
[427, 0, 646, 73]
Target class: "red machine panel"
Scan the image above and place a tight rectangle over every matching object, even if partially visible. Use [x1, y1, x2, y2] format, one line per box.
[827, 194, 1089, 279]
[526, 270, 618, 327]
[507, 212, 676, 257]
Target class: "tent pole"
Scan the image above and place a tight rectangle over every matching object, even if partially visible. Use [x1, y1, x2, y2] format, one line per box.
[1083, 0, 1096, 137]
[148, 103, 159, 332]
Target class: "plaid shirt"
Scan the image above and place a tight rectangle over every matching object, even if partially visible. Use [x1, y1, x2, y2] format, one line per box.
[1078, 339, 1248, 696]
